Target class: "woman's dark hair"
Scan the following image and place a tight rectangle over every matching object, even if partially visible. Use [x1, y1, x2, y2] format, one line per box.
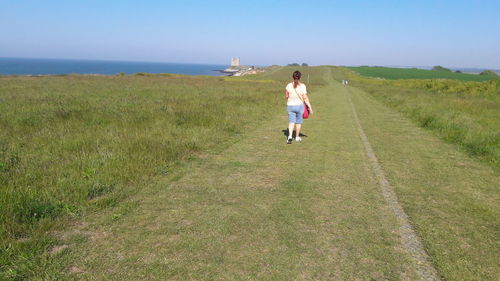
[293, 71, 301, 88]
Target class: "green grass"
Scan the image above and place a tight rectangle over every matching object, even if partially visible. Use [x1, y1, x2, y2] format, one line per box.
[341, 69, 500, 171]
[61, 68, 421, 280]
[345, 83, 499, 281]
[345, 69, 499, 96]
[0, 74, 283, 280]
[246, 66, 329, 86]
[1, 67, 498, 280]
[348, 66, 498, 81]
[60, 68, 498, 281]
[334, 67, 499, 279]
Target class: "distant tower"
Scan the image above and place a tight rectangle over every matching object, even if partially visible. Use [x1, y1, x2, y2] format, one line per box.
[231, 57, 240, 67]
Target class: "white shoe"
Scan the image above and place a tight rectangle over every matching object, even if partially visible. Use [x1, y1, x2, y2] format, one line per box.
[295, 137, 302, 142]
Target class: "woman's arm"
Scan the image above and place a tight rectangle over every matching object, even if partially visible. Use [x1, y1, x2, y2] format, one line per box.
[303, 94, 314, 114]
[285, 90, 290, 99]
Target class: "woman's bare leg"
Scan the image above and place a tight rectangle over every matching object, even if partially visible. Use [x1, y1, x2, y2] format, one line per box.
[288, 123, 295, 138]
[295, 124, 302, 138]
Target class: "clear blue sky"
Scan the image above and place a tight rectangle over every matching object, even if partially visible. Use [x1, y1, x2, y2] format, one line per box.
[1, 0, 499, 68]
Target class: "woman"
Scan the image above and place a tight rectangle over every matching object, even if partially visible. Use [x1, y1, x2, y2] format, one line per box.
[284, 70, 314, 144]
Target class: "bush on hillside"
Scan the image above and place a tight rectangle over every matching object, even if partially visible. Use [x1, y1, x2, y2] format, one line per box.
[288, 63, 300, 66]
[480, 70, 498, 76]
[302, 63, 309, 67]
[432, 66, 452, 72]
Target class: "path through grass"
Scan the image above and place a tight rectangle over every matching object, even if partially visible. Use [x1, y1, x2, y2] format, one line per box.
[345, 82, 499, 281]
[12, 67, 498, 280]
[60, 69, 422, 280]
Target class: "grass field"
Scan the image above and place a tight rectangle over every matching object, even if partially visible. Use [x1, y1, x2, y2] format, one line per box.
[342, 79, 499, 281]
[57, 68, 426, 280]
[1, 67, 498, 280]
[0, 74, 283, 280]
[247, 65, 328, 85]
[348, 66, 499, 81]
[342, 68, 500, 171]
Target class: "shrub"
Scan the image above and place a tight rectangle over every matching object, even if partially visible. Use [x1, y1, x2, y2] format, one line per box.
[432, 65, 452, 72]
[480, 70, 498, 76]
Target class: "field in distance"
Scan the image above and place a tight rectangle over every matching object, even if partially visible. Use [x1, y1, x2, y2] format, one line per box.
[348, 66, 499, 81]
[342, 66, 499, 170]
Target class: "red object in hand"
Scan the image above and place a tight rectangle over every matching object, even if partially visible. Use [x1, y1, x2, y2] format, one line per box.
[303, 103, 309, 119]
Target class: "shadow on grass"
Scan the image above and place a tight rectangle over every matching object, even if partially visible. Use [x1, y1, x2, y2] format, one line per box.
[282, 129, 308, 138]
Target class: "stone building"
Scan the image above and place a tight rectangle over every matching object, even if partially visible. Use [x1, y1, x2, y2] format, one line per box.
[231, 57, 240, 67]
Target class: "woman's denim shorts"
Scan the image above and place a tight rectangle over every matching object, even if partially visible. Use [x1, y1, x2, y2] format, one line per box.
[287, 104, 305, 124]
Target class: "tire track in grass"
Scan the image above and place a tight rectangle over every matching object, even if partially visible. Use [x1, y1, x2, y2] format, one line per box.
[345, 87, 441, 281]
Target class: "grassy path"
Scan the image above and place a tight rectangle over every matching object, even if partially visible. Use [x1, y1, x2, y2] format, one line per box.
[346, 82, 499, 281]
[347, 90, 439, 281]
[58, 69, 498, 280]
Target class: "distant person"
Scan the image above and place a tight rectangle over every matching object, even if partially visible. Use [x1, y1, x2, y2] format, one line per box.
[284, 70, 314, 144]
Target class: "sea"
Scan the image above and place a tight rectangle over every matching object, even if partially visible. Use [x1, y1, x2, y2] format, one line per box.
[0, 57, 228, 76]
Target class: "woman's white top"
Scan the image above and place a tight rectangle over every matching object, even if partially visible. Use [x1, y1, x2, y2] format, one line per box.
[286, 82, 307, 106]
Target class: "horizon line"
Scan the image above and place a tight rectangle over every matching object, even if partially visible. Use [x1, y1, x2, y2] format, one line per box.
[1, 56, 499, 71]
